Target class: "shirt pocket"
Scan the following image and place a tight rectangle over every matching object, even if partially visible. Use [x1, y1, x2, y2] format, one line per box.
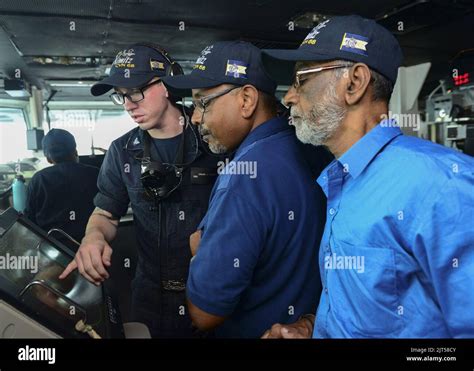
[127, 187, 160, 244]
[127, 187, 153, 217]
[328, 242, 402, 337]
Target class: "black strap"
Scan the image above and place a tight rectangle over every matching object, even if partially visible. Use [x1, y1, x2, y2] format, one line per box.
[174, 128, 185, 165]
[142, 129, 152, 160]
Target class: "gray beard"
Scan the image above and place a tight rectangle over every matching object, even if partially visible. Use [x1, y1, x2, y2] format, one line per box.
[290, 84, 346, 146]
[200, 125, 228, 154]
[208, 140, 228, 154]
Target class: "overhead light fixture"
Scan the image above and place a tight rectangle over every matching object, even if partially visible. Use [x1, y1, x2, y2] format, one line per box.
[291, 12, 330, 29]
[29, 56, 101, 66]
[4, 78, 31, 98]
[48, 81, 95, 88]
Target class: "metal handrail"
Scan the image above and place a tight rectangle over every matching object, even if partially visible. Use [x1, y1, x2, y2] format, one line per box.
[47, 228, 81, 246]
[19, 279, 88, 323]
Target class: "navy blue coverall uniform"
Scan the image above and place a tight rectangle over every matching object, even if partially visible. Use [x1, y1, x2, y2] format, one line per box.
[94, 122, 224, 338]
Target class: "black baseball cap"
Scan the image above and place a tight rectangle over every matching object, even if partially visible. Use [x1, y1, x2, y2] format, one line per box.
[262, 15, 403, 85]
[42, 129, 76, 161]
[161, 41, 277, 96]
[91, 44, 172, 96]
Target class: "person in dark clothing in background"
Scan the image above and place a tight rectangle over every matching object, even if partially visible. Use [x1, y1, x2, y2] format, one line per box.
[24, 128, 99, 247]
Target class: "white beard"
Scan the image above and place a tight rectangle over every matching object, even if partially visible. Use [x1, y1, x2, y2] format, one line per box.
[208, 140, 228, 154]
[290, 83, 346, 146]
[200, 125, 229, 154]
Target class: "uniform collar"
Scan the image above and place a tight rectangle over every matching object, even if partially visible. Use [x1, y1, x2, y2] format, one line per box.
[235, 116, 289, 156]
[123, 127, 144, 152]
[123, 103, 195, 152]
[123, 124, 201, 163]
[337, 119, 402, 180]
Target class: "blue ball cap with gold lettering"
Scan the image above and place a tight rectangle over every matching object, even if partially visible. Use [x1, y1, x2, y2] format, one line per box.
[162, 41, 277, 96]
[91, 44, 173, 96]
[262, 15, 403, 85]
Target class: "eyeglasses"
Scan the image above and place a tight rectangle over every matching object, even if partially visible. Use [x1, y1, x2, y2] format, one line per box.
[110, 79, 162, 105]
[192, 86, 241, 113]
[192, 86, 241, 127]
[293, 64, 352, 90]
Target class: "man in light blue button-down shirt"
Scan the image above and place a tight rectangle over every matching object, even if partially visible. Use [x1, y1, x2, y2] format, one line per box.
[261, 15, 474, 339]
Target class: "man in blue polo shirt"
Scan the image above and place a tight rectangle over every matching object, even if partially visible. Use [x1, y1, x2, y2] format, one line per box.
[162, 41, 327, 338]
[261, 15, 474, 338]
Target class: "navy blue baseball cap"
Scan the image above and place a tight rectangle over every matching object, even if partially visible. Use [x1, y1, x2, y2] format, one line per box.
[42, 129, 76, 160]
[262, 15, 403, 85]
[91, 44, 173, 96]
[161, 41, 277, 96]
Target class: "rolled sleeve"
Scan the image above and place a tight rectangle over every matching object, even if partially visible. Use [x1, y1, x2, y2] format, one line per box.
[187, 188, 266, 316]
[94, 142, 130, 218]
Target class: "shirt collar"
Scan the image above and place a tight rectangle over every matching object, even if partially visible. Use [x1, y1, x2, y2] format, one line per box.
[123, 124, 201, 162]
[123, 104, 193, 152]
[337, 119, 402, 180]
[123, 127, 144, 152]
[235, 116, 289, 156]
